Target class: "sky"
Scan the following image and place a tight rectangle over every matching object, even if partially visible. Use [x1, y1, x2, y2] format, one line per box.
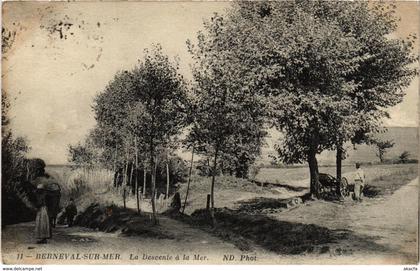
[2, 1, 419, 165]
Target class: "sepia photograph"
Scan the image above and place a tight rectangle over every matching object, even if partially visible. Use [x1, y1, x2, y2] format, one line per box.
[1, 0, 419, 266]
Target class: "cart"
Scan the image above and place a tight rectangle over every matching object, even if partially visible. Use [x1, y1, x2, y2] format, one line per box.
[317, 173, 349, 200]
[45, 182, 61, 227]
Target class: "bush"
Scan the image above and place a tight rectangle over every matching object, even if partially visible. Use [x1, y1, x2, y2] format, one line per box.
[58, 167, 113, 200]
[196, 159, 212, 177]
[405, 159, 418, 164]
[26, 158, 46, 180]
[248, 163, 262, 180]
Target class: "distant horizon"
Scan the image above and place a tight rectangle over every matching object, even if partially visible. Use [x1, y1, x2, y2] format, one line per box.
[42, 126, 418, 167]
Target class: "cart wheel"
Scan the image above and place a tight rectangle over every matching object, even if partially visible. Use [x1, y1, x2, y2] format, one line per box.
[339, 177, 349, 197]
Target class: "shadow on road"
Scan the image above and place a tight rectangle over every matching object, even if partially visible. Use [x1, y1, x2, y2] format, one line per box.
[236, 197, 302, 213]
[175, 208, 392, 255]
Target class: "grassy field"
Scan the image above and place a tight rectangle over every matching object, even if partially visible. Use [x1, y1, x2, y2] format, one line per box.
[46, 165, 113, 196]
[42, 163, 418, 259]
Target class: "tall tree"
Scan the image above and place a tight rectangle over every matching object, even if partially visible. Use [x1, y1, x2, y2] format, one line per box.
[371, 138, 395, 163]
[398, 151, 410, 164]
[92, 44, 188, 224]
[199, 1, 418, 196]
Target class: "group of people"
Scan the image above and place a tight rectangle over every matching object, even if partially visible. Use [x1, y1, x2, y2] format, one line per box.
[34, 184, 78, 244]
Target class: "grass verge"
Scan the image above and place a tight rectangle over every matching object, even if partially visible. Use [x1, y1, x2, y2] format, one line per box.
[363, 165, 418, 197]
[167, 208, 387, 255]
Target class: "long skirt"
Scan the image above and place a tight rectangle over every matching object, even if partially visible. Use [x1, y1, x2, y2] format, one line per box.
[35, 206, 51, 239]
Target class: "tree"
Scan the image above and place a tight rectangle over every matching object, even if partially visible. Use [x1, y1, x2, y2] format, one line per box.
[92, 44, 188, 224]
[187, 14, 267, 224]
[200, 1, 418, 196]
[332, 2, 417, 181]
[371, 138, 395, 163]
[2, 28, 44, 224]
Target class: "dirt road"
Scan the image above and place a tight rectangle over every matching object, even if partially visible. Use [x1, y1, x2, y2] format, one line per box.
[273, 177, 419, 263]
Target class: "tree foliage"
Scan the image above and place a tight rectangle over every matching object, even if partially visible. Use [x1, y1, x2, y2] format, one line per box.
[2, 26, 17, 54]
[68, 140, 97, 169]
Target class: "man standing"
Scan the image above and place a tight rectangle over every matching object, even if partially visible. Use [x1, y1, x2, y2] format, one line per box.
[65, 198, 77, 227]
[353, 163, 366, 202]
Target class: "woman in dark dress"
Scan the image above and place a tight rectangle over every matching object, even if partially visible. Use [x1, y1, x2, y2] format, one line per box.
[34, 184, 51, 244]
[65, 198, 77, 227]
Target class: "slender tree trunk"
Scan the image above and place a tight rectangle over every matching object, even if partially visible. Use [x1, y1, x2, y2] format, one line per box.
[308, 133, 320, 198]
[124, 158, 129, 186]
[182, 147, 195, 214]
[136, 179, 140, 213]
[166, 160, 170, 199]
[308, 150, 319, 198]
[207, 158, 211, 176]
[135, 137, 140, 214]
[151, 160, 158, 224]
[143, 164, 147, 196]
[113, 145, 118, 188]
[210, 148, 219, 227]
[26, 162, 29, 182]
[123, 158, 128, 207]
